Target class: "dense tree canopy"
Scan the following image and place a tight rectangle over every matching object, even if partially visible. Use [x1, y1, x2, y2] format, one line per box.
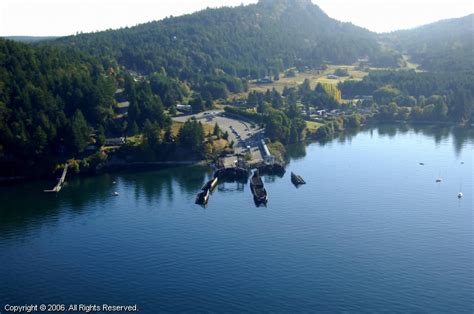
[339, 70, 473, 122]
[0, 39, 116, 161]
[51, 0, 399, 83]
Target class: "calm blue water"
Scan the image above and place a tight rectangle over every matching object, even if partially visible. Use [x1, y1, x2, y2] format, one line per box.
[0, 125, 472, 313]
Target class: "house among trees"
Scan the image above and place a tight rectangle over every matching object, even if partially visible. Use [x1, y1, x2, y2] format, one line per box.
[315, 109, 327, 117]
[116, 101, 130, 115]
[176, 104, 192, 112]
[232, 100, 248, 107]
[327, 109, 341, 117]
[115, 88, 126, 101]
[257, 76, 274, 85]
[105, 137, 126, 146]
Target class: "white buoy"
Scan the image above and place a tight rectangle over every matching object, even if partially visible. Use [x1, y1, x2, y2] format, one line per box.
[457, 192, 463, 199]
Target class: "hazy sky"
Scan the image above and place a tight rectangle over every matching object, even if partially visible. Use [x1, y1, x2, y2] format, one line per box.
[0, 0, 472, 36]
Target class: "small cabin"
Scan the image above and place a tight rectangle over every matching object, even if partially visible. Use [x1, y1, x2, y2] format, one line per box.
[176, 104, 192, 112]
[105, 137, 126, 146]
[232, 100, 248, 107]
[116, 101, 130, 115]
[257, 76, 274, 85]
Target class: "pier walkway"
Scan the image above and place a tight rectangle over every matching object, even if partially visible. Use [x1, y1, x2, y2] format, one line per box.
[44, 164, 69, 193]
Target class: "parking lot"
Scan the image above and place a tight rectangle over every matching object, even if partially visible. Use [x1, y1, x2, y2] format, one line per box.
[172, 110, 264, 157]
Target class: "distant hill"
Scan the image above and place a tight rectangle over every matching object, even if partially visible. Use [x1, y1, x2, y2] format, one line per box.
[382, 14, 474, 72]
[51, 0, 399, 79]
[3, 36, 58, 43]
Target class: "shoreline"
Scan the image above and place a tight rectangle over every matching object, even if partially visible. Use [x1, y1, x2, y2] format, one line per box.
[0, 121, 470, 187]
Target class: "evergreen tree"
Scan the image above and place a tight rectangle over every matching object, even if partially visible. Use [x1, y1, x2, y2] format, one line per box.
[178, 119, 205, 156]
[213, 123, 221, 137]
[143, 119, 162, 151]
[96, 125, 106, 147]
[32, 126, 48, 154]
[70, 110, 90, 152]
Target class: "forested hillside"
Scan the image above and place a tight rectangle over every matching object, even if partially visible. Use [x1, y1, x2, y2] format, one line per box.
[52, 0, 399, 81]
[383, 14, 473, 72]
[0, 39, 116, 163]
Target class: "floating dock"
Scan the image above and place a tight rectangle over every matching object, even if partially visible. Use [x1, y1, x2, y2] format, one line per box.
[215, 167, 249, 180]
[257, 163, 285, 177]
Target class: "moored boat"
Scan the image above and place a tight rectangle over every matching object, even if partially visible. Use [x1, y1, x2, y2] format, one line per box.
[291, 172, 306, 185]
[195, 188, 210, 205]
[250, 170, 268, 204]
[203, 176, 219, 192]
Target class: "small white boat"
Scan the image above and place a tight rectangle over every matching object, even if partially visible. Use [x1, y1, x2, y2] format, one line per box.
[436, 178, 442, 183]
[112, 181, 117, 184]
[457, 192, 463, 199]
[419, 162, 425, 166]
[113, 192, 119, 196]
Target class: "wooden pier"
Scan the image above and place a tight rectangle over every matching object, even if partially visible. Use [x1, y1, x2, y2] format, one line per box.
[44, 164, 69, 193]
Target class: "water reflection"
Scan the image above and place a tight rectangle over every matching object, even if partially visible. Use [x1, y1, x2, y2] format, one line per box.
[285, 142, 307, 161]
[451, 127, 474, 156]
[309, 124, 473, 157]
[0, 165, 212, 237]
[377, 124, 399, 138]
[410, 124, 472, 156]
[217, 176, 247, 192]
[336, 127, 359, 145]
